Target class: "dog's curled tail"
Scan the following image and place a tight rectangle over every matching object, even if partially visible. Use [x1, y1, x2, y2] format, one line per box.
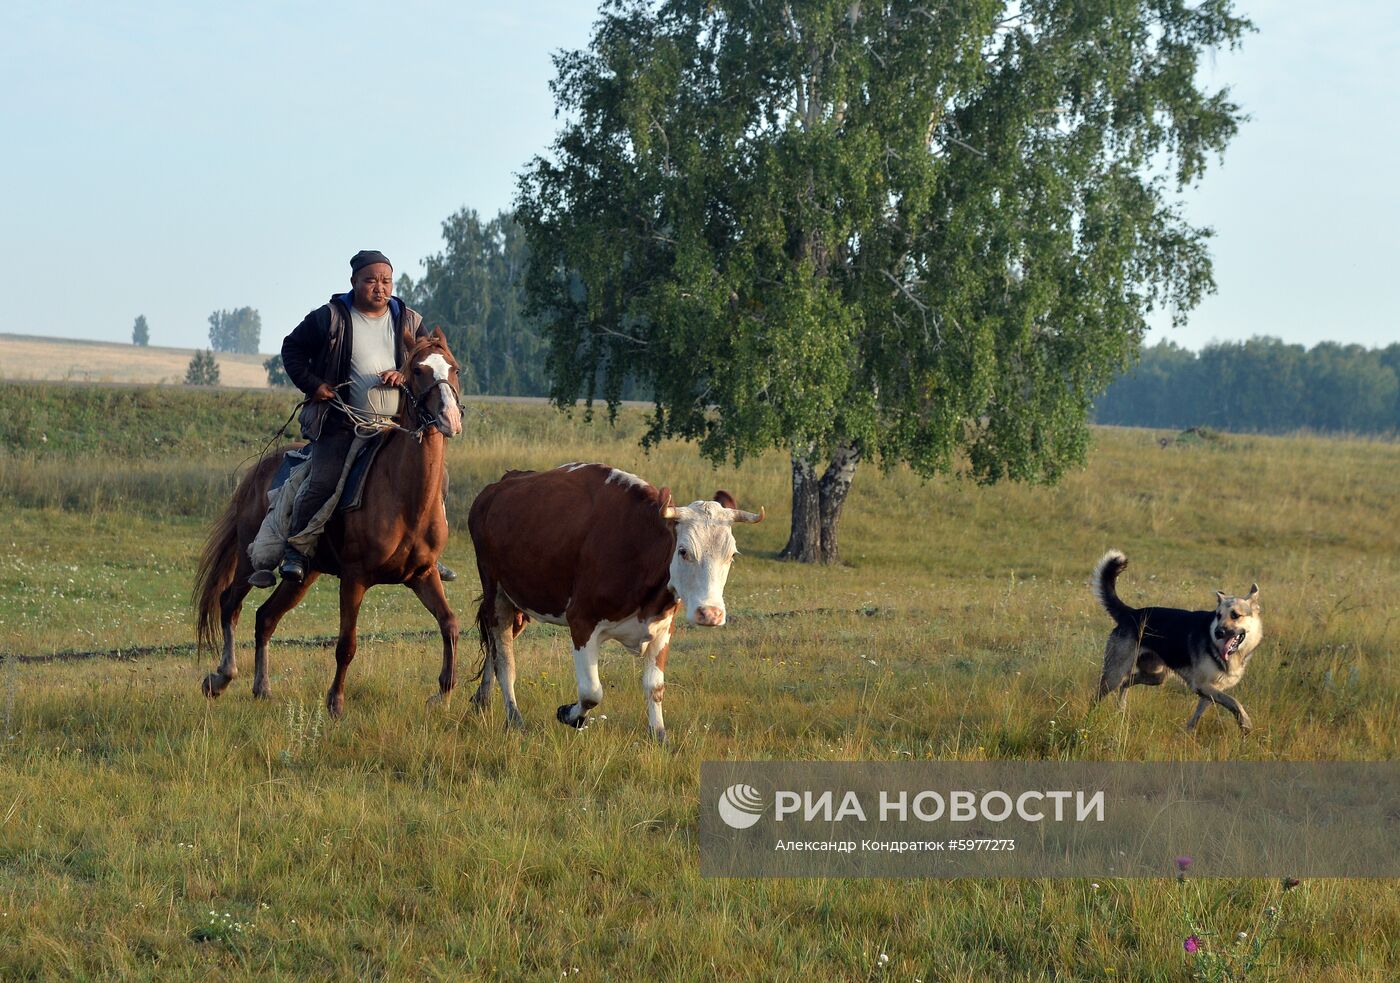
[1091, 550, 1135, 626]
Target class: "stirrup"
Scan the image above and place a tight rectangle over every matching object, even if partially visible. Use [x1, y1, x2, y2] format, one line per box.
[280, 550, 307, 584]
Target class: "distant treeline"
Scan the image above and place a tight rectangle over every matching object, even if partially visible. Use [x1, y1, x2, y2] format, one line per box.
[396, 210, 545, 397]
[396, 208, 1398, 436]
[1095, 338, 1400, 435]
[397, 208, 648, 400]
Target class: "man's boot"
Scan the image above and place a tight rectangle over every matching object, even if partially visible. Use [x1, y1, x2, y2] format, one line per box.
[281, 547, 308, 584]
[436, 560, 457, 582]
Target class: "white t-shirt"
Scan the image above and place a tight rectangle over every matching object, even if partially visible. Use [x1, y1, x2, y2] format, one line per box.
[347, 308, 399, 416]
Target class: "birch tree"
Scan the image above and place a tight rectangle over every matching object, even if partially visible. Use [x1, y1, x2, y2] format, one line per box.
[517, 0, 1250, 562]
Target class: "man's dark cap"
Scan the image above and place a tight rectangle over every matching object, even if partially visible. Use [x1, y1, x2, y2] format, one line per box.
[350, 250, 392, 273]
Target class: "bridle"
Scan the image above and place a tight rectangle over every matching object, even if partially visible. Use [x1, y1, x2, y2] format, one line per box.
[397, 371, 462, 441]
[327, 348, 461, 442]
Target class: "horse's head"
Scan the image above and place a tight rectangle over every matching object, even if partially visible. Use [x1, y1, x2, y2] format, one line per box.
[404, 329, 463, 437]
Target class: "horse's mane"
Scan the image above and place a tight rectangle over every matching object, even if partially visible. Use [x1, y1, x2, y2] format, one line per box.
[407, 331, 456, 367]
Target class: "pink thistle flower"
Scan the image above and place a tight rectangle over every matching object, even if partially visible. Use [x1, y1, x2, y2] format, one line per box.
[1184, 935, 1201, 954]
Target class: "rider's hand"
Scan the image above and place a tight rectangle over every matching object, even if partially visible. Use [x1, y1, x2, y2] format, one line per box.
[313, 383, 336, 401]
[379, 370, 405, 387]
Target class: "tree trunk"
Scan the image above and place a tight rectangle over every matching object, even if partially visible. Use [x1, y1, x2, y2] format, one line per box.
[778, 450, 821, 563]
[779, 442, 861, 564]
[817, 442, 861, 564]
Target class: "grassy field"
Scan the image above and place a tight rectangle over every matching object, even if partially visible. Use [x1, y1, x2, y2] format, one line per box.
[1, 386, 1398, 980]
[0, 333, 274, 388]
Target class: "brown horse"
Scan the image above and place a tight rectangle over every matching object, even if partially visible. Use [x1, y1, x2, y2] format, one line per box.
[193, 330, 464, 716]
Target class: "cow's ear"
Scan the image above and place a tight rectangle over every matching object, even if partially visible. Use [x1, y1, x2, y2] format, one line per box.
[714, 490, 738, 509]
[659, 487, 677, 519]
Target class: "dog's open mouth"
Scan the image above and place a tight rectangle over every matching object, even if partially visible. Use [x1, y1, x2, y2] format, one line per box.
[1218, 630, 1245, 663]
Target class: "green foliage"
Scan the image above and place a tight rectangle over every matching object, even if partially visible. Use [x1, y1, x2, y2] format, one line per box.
[207, 306, 261, 354]
[183, 349, 221, 386]
[1097, 338, 1400, 435]
[0, 382, 296, 458]
[398, 209, 551, 396]
[131, 314, 149, 347]
[517, 0, 1251, 483]
[263, 353, 292, 388]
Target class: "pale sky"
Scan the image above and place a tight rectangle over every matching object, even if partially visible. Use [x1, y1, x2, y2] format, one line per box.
[3, 1, 1396, 355]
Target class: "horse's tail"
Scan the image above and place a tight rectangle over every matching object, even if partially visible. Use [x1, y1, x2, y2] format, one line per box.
[193, 457, 275, 654]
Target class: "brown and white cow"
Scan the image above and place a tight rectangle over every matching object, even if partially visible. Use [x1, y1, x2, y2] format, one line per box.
[467, 462, 763, 741]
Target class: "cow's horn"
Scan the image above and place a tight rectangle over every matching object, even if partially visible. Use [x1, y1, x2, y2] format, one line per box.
[729, 506, 765, 524]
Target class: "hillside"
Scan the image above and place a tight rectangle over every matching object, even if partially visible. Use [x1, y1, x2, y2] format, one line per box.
[0, 333, 274, 388]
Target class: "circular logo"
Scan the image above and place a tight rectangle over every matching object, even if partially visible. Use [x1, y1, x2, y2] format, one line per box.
[717, 783, 766, 829]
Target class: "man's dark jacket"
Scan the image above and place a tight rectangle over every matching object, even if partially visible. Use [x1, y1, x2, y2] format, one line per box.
[282, 293, 427, 439]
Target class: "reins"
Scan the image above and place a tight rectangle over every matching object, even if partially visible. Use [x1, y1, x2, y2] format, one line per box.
[245, 348, 460, 471]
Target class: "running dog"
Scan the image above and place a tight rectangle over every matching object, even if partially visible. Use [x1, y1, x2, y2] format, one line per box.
[1092, 550, 1262, 734]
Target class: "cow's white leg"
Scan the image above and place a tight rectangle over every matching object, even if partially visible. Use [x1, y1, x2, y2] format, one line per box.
[558, 629, 603, 729]
[641, 617, 673, 744]
[483, 594, 524, 728]
[496, 647, 523, 729]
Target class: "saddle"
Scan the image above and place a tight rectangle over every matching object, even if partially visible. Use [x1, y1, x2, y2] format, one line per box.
[269, 434, 387, 514]
[247, 434, 388, 575]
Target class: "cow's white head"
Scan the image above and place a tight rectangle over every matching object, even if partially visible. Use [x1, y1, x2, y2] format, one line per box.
[661, 489, 764, 626]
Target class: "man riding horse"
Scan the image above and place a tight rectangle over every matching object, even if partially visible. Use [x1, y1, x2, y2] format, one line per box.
[276, 249, 455, 584]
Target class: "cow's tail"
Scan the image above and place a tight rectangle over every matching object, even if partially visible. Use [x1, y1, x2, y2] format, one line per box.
[472, 584, 500, 682]
[1091, 550, 1136, 627]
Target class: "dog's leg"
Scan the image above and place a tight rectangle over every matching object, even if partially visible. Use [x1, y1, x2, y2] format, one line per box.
[1185, 696, 1210, 731]
[1130, 658, 1168, 688]
[1188, 686, 1252, 735]
[1097, 633, 1140, 703]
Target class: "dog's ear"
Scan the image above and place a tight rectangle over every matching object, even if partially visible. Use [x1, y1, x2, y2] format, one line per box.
[1247, 583, 1259, 606]
[1215, 589, 1228, 604]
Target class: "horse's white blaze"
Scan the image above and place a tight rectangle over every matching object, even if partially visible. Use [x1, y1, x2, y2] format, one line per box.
[421, 352, 451, 381]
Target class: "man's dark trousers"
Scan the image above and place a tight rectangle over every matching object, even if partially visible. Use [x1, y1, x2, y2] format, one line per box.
[289, 414, 356, 542]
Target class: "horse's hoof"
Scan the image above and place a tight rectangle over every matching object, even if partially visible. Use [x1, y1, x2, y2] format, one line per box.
[201, 673, 229, 698]
[252, 684, 271, 700]
[505, 707, 526, 730]
[326, 694, 345, 718]
[650, 727, 668, 746]
[426, 691, 452, 708]
[556, 704, 588, 729]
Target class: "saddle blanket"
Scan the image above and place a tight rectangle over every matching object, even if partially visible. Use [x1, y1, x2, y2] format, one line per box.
[247, 434, 386, 572]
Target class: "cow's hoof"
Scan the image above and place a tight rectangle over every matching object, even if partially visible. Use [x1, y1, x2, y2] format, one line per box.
[201, 673, 230, 698]
[557, 704, 587, 729]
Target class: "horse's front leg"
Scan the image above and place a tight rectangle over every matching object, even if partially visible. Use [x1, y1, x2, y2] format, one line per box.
[407, 567, 459, 705]
[250, 572, 318, 699]
[326, 578, 367, 718]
